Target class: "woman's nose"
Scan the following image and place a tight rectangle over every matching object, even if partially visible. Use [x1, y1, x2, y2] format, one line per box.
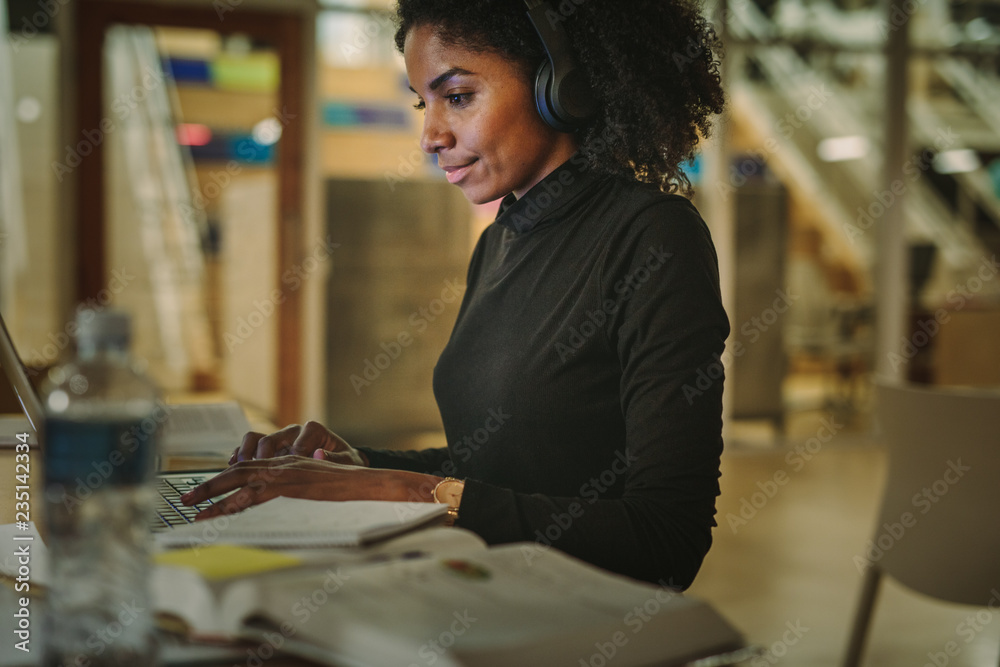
[419, 106, 455, 154]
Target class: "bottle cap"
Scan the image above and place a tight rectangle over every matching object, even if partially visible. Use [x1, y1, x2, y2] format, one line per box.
[76, 310, 131, 352]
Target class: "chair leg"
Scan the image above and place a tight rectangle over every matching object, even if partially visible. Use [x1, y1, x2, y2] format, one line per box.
[842, 565, 883, 667]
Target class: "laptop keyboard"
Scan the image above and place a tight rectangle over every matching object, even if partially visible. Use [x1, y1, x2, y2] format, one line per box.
[153, 475, 215, 531]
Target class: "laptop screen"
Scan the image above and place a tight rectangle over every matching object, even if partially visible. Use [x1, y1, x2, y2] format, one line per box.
[0, 311, 45, 432]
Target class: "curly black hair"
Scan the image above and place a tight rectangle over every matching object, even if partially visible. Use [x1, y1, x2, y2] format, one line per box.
[394, 0, 725, 195]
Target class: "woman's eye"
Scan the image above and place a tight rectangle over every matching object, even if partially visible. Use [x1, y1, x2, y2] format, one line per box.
[412, 94, 470, 111]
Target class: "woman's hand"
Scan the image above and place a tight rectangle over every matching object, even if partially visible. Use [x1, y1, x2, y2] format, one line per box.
[228, 420, 369, 468]
[180, 455, 443, 521]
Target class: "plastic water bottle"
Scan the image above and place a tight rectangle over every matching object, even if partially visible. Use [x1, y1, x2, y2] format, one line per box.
[41, 310, 160, 666]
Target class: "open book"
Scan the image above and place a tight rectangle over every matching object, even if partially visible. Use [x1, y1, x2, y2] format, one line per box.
[2, 522, 746, 665]
[152, 526, 488, 640]
[157, 534, 745, 665]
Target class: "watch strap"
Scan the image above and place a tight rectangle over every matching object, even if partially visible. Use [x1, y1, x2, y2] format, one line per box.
[432, 477, 465, 526]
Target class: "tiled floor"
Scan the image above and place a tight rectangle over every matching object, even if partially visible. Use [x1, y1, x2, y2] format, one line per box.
[687, 400, 1000, 666]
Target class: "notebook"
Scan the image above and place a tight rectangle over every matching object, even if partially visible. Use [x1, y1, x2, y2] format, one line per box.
[0, 309, 251, 455]
[154, 497, 450, 549]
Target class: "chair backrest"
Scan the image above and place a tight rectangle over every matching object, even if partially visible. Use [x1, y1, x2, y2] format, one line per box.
[873, 381, 1000, 606]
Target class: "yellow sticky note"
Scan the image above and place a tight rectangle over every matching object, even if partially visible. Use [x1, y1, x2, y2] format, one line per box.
[154, 545, 301, 581]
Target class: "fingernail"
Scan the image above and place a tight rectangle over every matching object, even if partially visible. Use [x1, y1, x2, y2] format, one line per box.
[180, 491, 194, 502]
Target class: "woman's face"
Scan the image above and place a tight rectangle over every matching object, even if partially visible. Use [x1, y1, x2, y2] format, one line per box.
[404, 24, 578, 204]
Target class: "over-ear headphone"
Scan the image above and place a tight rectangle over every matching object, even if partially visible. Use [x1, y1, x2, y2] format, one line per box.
[524, 0, 597, 132]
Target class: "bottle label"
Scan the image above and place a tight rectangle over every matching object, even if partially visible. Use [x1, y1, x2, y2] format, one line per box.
[43, 417, 156, 486]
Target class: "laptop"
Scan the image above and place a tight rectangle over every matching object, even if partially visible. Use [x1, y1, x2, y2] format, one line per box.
[0, 309, 247, 530]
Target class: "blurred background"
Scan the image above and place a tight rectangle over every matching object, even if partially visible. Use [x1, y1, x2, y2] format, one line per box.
[0, 0, 998, 663]
[2, 0, 999, 438]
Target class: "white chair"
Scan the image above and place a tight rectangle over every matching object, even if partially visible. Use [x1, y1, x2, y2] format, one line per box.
[843, 381, 1000, 667]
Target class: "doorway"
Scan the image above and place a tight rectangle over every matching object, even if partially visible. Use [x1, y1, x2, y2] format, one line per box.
[72, 1, 310, 424]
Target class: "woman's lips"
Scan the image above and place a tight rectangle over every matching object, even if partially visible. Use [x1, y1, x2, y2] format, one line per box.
[443, 159, 477, 184]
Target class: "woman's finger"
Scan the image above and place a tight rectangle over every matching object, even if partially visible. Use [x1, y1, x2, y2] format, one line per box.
[288, 420, 332, 457]
[181, 461, 280, 505]
[235, 431, 265, 463]
[255, 424, 304, 460]
[194, 482, 279, 521]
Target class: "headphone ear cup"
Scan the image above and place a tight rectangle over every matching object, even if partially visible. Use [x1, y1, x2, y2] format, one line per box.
[534, 59, 576, 133]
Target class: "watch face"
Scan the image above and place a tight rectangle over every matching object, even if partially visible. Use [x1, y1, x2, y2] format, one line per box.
[436, 479, 465, 505]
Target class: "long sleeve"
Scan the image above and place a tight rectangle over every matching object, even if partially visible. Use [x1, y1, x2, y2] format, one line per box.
[355, 446, 455, 476]
[445, 198, 728, 587]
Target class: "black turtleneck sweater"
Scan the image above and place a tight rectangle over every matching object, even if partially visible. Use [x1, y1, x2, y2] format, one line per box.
[357, 155, 729, 587]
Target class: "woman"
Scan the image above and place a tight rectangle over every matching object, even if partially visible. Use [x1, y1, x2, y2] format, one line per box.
[183, 0, 728, 588]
